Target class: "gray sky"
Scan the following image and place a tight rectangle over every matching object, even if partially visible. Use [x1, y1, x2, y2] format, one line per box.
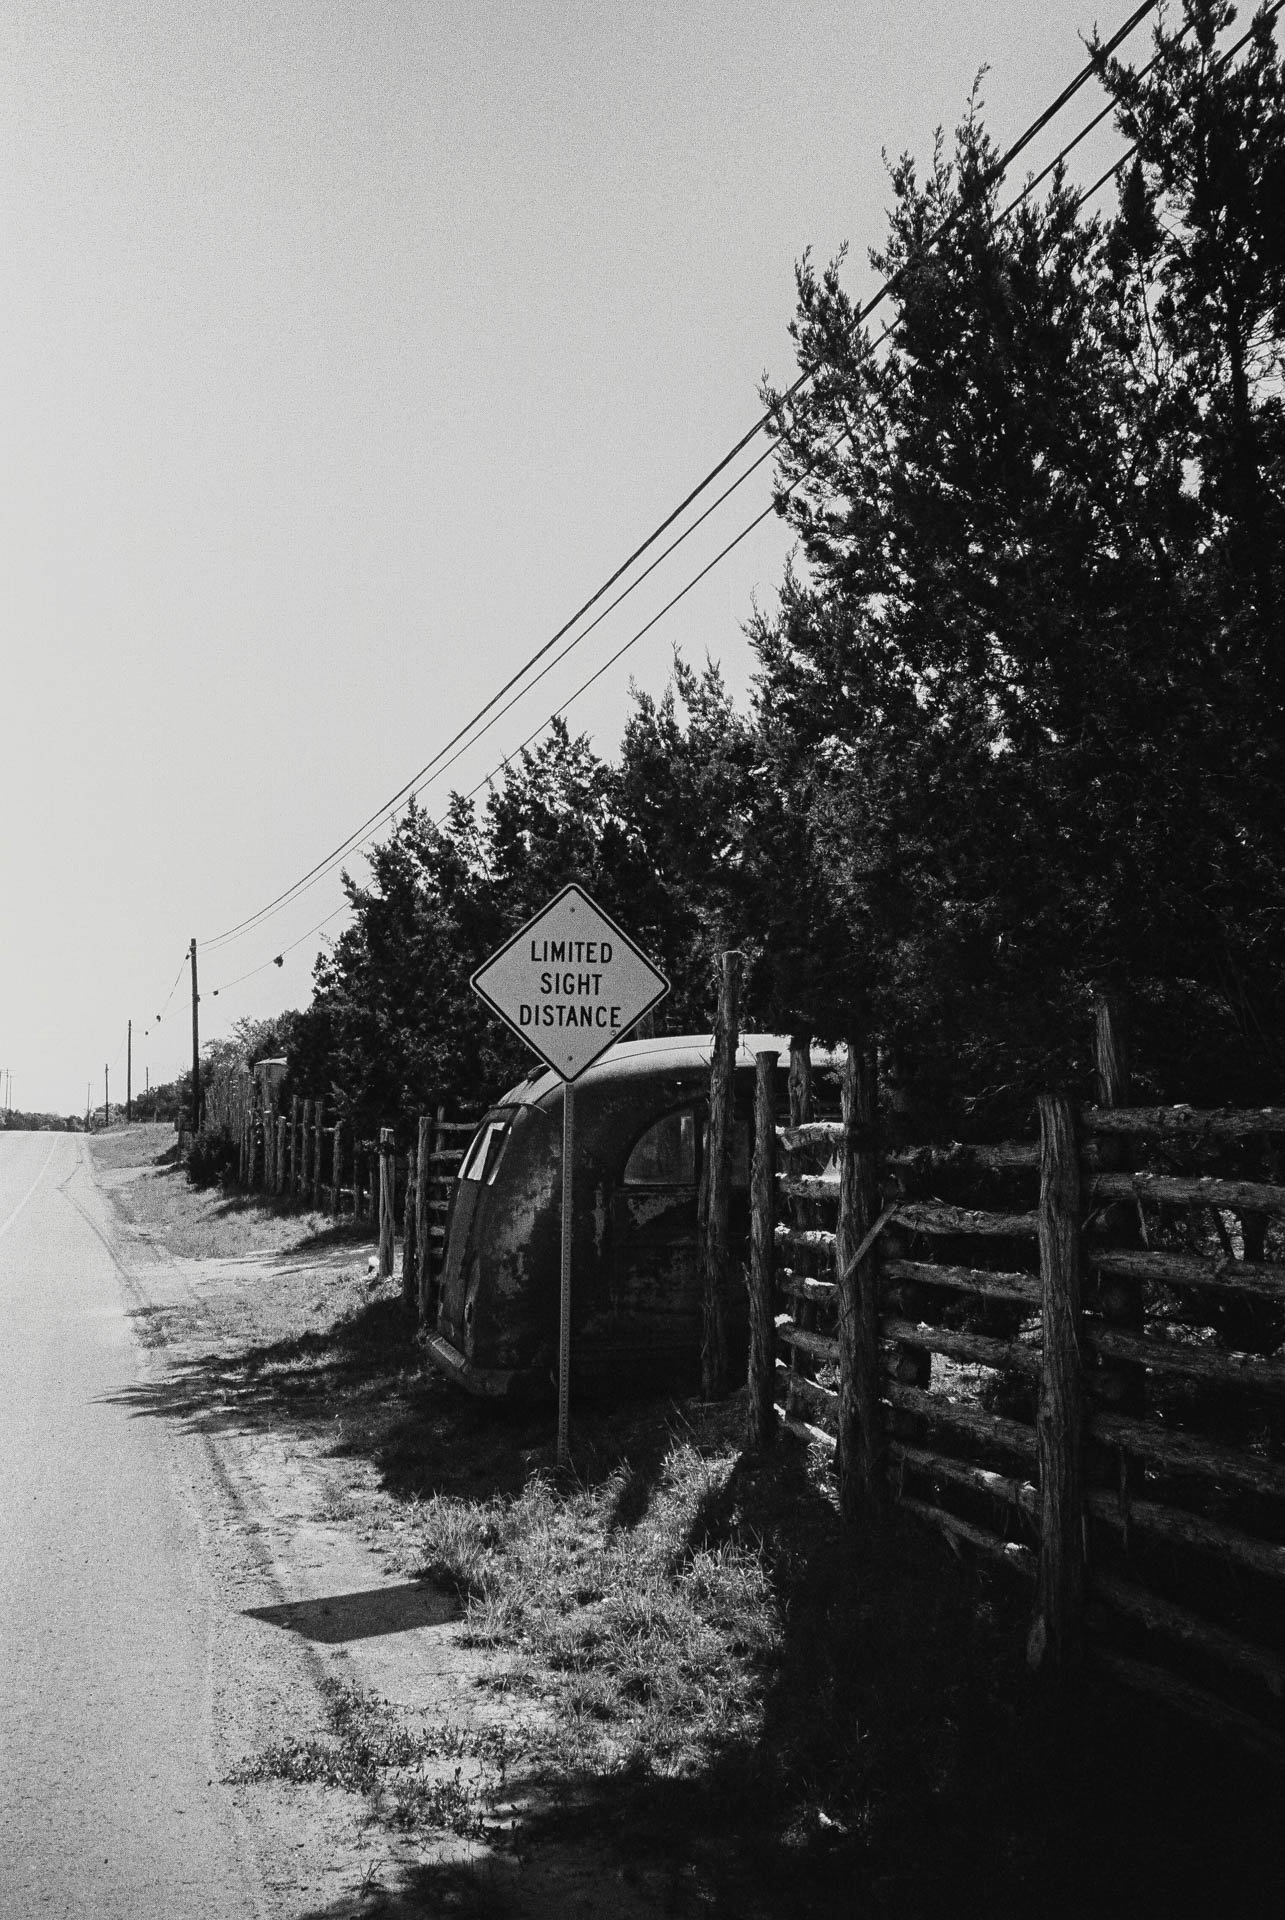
[2, 1, 1139, 1113]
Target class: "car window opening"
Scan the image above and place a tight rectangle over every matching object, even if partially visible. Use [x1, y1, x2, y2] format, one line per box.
[460, 1117, 512, 1184]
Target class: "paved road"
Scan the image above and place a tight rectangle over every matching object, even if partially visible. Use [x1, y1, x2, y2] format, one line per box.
[0, 1131, 260, 1919]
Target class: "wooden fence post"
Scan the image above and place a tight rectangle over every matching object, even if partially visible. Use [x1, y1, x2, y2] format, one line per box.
[402, 1142, 419, 1310]
[746, 1050, 778, 1450]
[1093, 992, 1145, 1418]
[1031, 1093, 1086, 1677]
[311, 1100, 325, 1209]
[289, 1097, 300, 1197]
[248, 1108, 261, 1190]
[414, 1112, 433, 1321]
[331, 1120, 344, 1217]
[378, 1127, 395, 1278]
[788, 1033, 813, 1128]
[702, 950, 741, 1398]
[836, 1041, 884, 1530]
[276, 1115, 288, 1196]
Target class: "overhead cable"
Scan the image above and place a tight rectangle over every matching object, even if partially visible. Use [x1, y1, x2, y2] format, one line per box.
[199, 1, 1159, 957]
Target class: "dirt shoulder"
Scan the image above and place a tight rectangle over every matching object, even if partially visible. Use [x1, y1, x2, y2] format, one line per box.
[88, 1125, 1284, 1920]
[85, 1130, 532, 1916]
[89, 1126, 703, 1920]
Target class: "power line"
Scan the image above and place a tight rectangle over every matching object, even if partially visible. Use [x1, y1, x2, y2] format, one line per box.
[199, 2, 1160, 959]
[1068, 0, 1281, 212]
[202, 8, 1180, 1003]
[149, 951, 190, 1027]
[214, 0, 1268, 1019]
[206, 422, 855, 1000]
[207, 437, 783, 957]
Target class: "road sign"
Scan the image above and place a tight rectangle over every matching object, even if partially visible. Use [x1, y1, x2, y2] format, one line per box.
[470, 885, 669, 1467]
[470, 883, 669, 1083]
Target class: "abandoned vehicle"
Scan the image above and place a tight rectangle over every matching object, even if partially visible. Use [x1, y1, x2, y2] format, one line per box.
[426, 1033, 838, 1399]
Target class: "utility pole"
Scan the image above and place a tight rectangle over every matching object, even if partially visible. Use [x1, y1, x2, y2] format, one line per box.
[126, 1019, 132, 1124]
[86, 1082, 91, 1129]
[104, 1063, 109, 1130]
[190, 937, 200, 1133]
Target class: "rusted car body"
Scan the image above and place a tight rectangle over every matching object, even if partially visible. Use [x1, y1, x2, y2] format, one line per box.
[427, 1034, 828, 1399]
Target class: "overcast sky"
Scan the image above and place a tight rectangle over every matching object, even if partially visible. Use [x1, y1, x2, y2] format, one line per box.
[2, 0, 1142, 1115]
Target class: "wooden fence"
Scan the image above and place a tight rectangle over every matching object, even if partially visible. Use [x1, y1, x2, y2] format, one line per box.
[750, 1026, 1285, 1756]
[218, 1086, 479, 1325]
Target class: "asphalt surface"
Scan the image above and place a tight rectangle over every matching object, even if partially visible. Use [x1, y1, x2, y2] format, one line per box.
[0, 1131, 260, 1920]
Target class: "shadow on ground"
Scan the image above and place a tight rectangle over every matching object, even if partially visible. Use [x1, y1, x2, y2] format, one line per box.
[100, 1292, 559, 1502]
[96, 1234, 1285, 1916]
[246, 1580, 459, 1643]
[279, 1444, 1285, 1919]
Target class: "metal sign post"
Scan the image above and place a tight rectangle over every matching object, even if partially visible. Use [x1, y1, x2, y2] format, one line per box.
[558, 1079, 574, 1467]
[470, 884, 668, 1467]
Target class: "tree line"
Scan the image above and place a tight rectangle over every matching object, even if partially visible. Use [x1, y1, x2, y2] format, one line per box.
[268, 3, 1284, 1141]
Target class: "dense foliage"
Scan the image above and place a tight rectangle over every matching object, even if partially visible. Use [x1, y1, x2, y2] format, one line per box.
[288, 3, 1283, 1135]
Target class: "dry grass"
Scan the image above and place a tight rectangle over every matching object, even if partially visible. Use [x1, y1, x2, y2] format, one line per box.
[90, 1125, 1285, 1919]
[400, 1434, 779, 1783]
[228, 1678, 512, 1840]
[90, 1122, 364, 1262]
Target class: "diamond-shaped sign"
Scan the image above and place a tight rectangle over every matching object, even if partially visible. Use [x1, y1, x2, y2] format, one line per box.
[470, 883, 669, 1082]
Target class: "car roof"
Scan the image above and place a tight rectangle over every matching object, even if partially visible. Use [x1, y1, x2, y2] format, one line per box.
[495, 1033, 838, 1110]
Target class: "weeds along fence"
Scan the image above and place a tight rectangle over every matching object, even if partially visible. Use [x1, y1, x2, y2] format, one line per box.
[748, 1015, 1285, 1757]
[202, 1074, 479, 1325]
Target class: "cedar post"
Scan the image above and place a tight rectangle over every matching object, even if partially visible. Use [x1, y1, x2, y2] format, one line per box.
[701, 951, 740, 1398]
[836, 1042, 883, 1529]
[331, 1119, 344, 1217]
[402, 1143, 419, 1310]
[1092, 992, 1145, 1414]
[353, 1143, 365, 1221]
[311, 1100, 325, 1209]
[1095, 993, 1128, 1111]
[414, 1112, 433, 1321]
[378, 1127, 395, 1277]
[1031, 1093, 1085, 1676]
[248, 1106, 261, 1190]
[276, 1115, 288, 1196]
[746, 1050, 778, 1450]
[289, 1097, 300, 1197]
[787, 1033, 813, 1128]
[300, 1099, 314, 1199]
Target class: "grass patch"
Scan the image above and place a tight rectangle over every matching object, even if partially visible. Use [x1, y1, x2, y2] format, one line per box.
[95, 1125, 1285, 1917]
[403, 1430, 778, 1784]
[88, 1121, 358, 1262]
[228, 1678, 521, 1840]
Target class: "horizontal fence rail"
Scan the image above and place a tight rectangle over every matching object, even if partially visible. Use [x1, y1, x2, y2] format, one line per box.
[193, 1085, 481, 1333]
[755, 1072, 1285, 1757]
